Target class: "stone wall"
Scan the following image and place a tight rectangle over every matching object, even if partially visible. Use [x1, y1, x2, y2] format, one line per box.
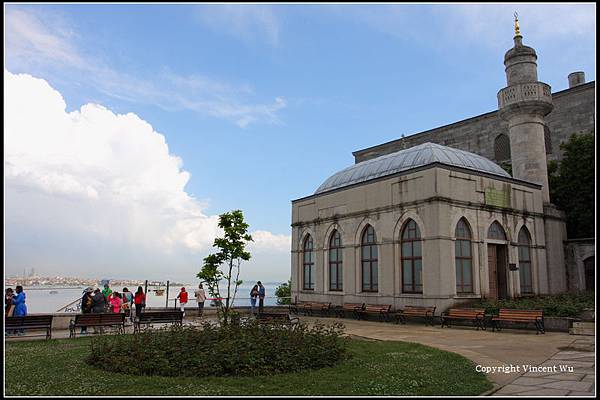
[565, 238, 595, 292]
[353, 82, 595, 165]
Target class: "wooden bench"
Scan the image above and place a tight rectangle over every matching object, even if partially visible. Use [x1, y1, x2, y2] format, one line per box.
[334, 303, 365, 319]
[69, 313, 126, 338]
[5, 315, 53, 339]
[134, 311, 184, 333]
[440, 308, 486, 330]
[396, 306, 436, 326]
[256, 312, 300, 327]
[356, 304, 392, 322]
[492, 309, 545, 334]
[294, 302, 331, 316]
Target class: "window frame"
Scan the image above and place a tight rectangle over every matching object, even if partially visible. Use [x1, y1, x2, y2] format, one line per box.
[401, 219, 423, 294]
[455, 219, 474, 294]
[328, 230, 343, 291]
[518, 227, 533, 295]
[361, 225, 378, 292]
[302, 235, 315, 290]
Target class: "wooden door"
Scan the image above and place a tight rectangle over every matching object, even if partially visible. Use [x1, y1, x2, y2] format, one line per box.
[497, 246, 508, 299]
[487, 244, 497, 299]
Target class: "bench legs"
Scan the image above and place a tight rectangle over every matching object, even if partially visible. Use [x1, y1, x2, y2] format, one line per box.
[492, 320, 544, 334]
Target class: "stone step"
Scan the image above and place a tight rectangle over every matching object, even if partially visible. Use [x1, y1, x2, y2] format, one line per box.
[570, 322, 595, 336]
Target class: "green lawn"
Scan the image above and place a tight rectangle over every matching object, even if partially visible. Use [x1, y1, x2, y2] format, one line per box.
[5, 336, 492, 396]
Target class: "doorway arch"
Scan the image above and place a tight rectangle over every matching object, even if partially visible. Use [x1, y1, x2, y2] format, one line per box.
[487, 221, 509, 300]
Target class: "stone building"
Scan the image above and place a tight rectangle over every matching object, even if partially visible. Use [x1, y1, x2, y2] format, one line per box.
[290, 20, 594, 309]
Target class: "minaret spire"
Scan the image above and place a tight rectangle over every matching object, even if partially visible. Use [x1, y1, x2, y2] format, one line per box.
[498, 13, 553, 202]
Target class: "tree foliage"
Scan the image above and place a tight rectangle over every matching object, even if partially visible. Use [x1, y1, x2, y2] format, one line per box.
[547, 133, 594, 238]
[274, 280, 291, 305]
[197, 210, 253, 324]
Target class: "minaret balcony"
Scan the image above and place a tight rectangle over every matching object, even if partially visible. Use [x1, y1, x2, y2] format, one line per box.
[497, 82, 553, 117]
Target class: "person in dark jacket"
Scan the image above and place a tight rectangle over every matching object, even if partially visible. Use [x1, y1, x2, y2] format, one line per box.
[80, 287, 94, 334]
[91, 288, 106, 313]
[91, 288, 106, 333]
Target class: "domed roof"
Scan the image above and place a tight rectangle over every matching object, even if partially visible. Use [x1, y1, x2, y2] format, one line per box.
[315, 142, 511, 194]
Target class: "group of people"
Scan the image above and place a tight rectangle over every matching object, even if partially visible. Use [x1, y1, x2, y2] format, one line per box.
[5, 286, 27, 336]
[250, 281, 266, 315]
[78, 284, 147, 334]
[5, 281, 267, 332]
[81, 284, 147, 315]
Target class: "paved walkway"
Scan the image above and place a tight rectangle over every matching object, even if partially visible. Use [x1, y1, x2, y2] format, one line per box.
[301, 316, 595, 396]
[492, 337, 595, 396]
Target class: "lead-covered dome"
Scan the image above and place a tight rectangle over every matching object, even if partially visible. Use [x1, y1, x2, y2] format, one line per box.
[315, 142, 511, 194]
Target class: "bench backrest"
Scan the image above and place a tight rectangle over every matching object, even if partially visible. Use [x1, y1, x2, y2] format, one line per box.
[343, 303, 365, 310]
[364, 304, 391, 312]
[498, 309, 543, 319]
[447, 308, 485, 318]
[402, 306, 436, 315]
[76, 313, 125, 325]
[6, 315, 53, 328]
[138, 311, 184, 323]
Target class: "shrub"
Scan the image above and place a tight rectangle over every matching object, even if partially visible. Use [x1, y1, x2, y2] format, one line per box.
[87, 320, 348, 377]
[275, 280, 291, 305]
[460, 292, 594, 317]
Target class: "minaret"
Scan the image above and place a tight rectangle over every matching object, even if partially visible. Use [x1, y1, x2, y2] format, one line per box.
[498, 13, 553, 202]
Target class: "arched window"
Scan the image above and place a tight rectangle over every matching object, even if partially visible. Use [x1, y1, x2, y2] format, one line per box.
[518, 227, 533, 294]
[488, 222, 507, 240]
[361, 225, 378, 292]
[494, 134, 511, 162]
[302, 235, 315, 290]
[455, 219, 473, 294]
[401, 219, 422, 293]
[329, 230, 343, 291]
[544, 125, 552, 154]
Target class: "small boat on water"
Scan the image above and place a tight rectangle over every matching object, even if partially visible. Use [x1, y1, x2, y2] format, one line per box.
[49, 290, 59, 294]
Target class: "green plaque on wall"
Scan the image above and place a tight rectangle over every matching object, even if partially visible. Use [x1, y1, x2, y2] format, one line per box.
[485, 188, 510, 207]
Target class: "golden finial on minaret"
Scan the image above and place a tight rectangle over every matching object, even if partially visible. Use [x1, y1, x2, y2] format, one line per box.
[514, 12, 521, 37]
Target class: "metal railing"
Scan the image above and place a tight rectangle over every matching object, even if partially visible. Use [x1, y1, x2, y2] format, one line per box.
[56, 297, 82, 313]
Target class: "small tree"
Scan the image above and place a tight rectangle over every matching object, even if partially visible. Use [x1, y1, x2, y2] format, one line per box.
[275, 280, 292, 305]
[197, 210, 253, 324]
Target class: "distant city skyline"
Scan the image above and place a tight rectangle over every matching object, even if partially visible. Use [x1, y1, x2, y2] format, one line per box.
[4, 4, 595, 282]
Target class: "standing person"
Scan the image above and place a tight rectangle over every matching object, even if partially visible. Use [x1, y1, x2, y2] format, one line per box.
[80, 287, 94, 335]
[5, 288, 15, 317]
[110, 292, 123, 313]
[12, 286, 27, 335]
[91, 288, 106, 334]
[257, 281, 266, 314]
[176, 287, 188, 317]
[102, 284, 113, 312]
[194, 284, 206, 317]
[122, 288, 133, 320]
[134, 286, 145, 316]
[5, 288, 15, 336]
[250, 284, 259, 315]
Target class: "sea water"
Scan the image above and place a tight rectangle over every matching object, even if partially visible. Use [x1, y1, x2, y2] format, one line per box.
[16, 283, 286, 314]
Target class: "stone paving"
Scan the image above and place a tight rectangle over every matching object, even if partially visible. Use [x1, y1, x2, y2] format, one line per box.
[301, 316, 595, 396]
[492, 337, 595, 396]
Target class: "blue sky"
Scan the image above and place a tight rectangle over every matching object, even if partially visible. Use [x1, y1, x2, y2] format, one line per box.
[4, 3, 596, 282]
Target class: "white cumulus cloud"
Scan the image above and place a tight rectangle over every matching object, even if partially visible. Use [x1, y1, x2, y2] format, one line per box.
[5, 70, 291, 281]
